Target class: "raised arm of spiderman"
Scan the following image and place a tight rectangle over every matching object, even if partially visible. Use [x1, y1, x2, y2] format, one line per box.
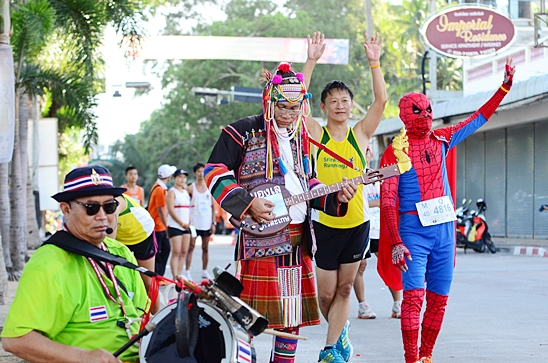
[382, 56, 515, 270]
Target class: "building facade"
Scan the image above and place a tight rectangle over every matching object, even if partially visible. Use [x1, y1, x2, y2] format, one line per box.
[374, 0, 548, 240]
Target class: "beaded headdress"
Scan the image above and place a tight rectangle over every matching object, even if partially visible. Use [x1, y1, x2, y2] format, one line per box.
[261, 63, 313, 180]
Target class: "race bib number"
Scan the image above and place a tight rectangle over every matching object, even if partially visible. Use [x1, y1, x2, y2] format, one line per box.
[415, 196, 456, 227]
[369, 207, 380, 231]
[194, 200, 209, 215]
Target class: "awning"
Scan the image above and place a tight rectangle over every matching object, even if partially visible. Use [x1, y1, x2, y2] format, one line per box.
[376, 73, 548, 135]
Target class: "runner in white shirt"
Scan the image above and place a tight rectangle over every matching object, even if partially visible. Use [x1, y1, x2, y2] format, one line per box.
[187, 163, 216, 280]
[166, 169, 192, 280]
[353, 146, 402, 319]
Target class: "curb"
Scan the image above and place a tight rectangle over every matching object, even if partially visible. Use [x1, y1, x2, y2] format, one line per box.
[512, 246, 548, 258]
[497, 246, 513, 253]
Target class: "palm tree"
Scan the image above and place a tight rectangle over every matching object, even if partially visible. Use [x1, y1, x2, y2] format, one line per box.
[7, 0, 54, 279]
[0, 0, 149, 280]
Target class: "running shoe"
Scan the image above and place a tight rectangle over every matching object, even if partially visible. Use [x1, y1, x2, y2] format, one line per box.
[318, 345, 346, 363]
[185, 270, 193, 281]
[392, 301, 402, 318]
[335, 320, 354, 362]
[201, 270, 212, 280]
[358, 302, 377, 319]
[418, 357, 432, 363]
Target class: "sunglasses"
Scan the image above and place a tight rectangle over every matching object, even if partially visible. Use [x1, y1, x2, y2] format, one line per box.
[275, 106, 301, 115]
[71, 200, 119, 216]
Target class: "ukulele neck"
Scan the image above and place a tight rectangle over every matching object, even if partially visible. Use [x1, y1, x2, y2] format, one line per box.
[284, 173, 370, 207]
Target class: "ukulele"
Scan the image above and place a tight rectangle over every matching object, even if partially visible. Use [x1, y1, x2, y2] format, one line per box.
[230, 164, 400, 237]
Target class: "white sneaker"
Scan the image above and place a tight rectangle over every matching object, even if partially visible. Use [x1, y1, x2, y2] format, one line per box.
[392, 301, 402, 318]
[357, 302, 377, 319]
[201, 270, 212, 280]
[185, 270, 193, 281]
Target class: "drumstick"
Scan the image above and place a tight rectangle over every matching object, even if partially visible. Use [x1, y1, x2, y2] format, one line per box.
[113, 321, 156, 357]
[262, 328, 308, 340]
[178, 277, 210, 299]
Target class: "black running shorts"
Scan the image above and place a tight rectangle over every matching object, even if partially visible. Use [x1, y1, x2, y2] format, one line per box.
[313, 221, 370, 270]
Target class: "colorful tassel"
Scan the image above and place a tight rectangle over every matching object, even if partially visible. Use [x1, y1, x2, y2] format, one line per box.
[303, 155, 310, 175]
[278, 157, 288, 175]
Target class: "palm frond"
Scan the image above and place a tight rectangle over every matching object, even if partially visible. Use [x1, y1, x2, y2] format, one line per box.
[11, 0, 55, 67]
[48, 0, 107, 81]
[18, 63, 99, 151]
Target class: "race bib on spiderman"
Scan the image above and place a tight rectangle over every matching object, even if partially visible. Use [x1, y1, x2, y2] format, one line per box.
[415, 196, 456, 227]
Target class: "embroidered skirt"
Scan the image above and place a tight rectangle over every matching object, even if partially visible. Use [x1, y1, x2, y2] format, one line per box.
[239, 224, 320, 329]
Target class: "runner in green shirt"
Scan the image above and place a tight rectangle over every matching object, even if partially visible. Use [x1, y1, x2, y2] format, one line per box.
[2, 166, 149, 363]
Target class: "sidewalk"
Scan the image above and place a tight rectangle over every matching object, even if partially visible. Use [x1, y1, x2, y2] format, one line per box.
[492, 237, 548, 256]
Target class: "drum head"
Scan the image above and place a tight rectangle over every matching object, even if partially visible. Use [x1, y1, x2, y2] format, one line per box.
[140, 301, 253, 363]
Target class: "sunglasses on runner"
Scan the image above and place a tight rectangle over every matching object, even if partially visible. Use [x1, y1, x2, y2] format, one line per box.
[71, 200, 119, 216]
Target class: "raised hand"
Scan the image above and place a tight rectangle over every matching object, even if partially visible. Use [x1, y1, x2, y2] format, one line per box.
[363, 32, 383, 65]
[392, 242, 412, 272]
[307, 32, 326, 62]
[503, 56, 516, 87]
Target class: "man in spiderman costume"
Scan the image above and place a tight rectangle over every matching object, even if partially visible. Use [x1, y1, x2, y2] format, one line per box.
[380, 56, 515, 363]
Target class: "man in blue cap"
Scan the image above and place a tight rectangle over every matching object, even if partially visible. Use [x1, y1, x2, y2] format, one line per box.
[2, 166, 148, 363]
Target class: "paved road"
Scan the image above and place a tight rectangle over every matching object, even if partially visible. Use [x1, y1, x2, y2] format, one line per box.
[191, 240, 548, 362]
[1, 237, 547, 362]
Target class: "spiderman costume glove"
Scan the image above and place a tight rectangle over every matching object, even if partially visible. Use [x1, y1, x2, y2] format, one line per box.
[392, 242, 412, 267]
[503, 63, 515, 88]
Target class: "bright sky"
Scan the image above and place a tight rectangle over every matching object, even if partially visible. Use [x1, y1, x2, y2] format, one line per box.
[94, 0, 361, 149]
[95, 3, 228, 148]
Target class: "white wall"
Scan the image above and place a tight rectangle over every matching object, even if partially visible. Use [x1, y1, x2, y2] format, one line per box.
[464, 44, 548, 96]
[28, 118, 59, 211]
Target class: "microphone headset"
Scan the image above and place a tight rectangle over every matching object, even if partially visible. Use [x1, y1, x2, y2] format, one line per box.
[105, 227, 114, 234]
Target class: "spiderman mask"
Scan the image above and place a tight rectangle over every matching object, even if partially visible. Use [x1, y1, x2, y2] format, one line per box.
[399, 92, 433, 138]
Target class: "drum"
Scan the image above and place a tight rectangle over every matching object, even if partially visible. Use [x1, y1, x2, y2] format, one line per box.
[140, 300, 256, 363]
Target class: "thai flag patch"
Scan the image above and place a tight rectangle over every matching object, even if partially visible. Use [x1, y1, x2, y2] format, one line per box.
[236, 338, 252, 363]
[89, 305, 108, 322]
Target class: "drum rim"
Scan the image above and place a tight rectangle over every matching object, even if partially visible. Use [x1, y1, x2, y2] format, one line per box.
[139, 300, 243, 363]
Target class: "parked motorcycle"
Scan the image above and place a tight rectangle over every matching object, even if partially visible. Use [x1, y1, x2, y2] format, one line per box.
[456, 198, 497, 253]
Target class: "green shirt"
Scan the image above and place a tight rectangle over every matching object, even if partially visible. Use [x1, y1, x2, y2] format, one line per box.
[1, 236, 148, 362]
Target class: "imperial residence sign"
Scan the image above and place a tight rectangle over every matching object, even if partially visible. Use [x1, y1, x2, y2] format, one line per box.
[420, 6, 517, 58]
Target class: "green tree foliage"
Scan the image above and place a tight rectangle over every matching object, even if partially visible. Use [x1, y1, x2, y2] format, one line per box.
[58, 127, 89, 182]
[10, 0, 151, 151]
[112, 0, 463, 192]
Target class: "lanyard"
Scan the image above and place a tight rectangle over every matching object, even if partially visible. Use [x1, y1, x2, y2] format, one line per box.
[309, 137, 365, 173]
[87, 244, 128, 318]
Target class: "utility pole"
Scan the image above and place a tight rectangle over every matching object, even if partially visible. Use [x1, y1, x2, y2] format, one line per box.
[364, 0, 374, 36]
[0, 0, 14, 302]
[0, 0, 15, 163]
[364, 0, 375, 102]
[428, 0, 437, 99]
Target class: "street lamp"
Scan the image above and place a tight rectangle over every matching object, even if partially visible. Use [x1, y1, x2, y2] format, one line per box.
[112, 82, 151, 97]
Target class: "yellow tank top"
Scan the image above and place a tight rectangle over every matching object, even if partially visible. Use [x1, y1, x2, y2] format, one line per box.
[116, 195, 155, 245]
[315, 127, 367, 228]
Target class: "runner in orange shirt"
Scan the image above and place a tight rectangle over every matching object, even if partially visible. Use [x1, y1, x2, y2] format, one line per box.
[121, 166, 145, 206]
[148, 164, 176, 276]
